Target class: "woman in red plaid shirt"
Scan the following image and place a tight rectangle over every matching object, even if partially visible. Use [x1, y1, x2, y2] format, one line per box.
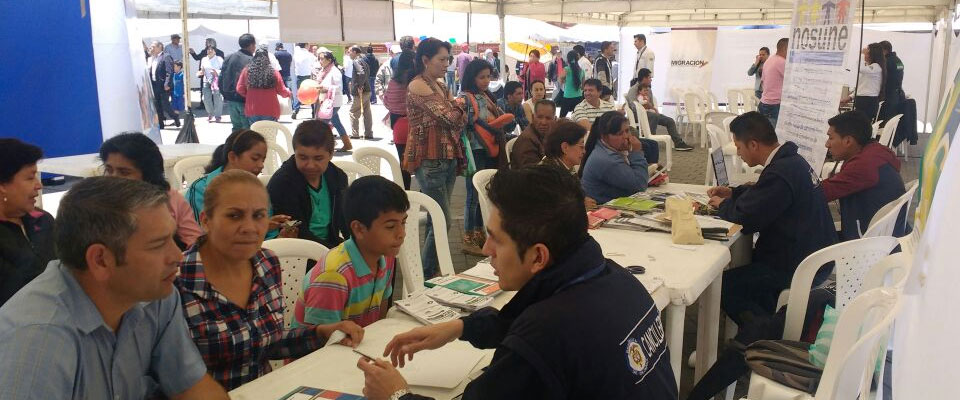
[175, 170, 364, 390]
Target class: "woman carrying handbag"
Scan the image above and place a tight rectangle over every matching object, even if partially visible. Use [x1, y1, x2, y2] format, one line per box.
[314, 51, 352, 151]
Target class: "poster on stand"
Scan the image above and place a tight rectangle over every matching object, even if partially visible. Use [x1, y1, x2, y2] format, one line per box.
[777, 0, 856, 173]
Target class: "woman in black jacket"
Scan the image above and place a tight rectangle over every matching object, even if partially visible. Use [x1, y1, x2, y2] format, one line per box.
[0, 139, 55, 306]
[266, 120, 350, 248]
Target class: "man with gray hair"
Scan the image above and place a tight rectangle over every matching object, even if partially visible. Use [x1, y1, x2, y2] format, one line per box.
[0, 177, 228, 399]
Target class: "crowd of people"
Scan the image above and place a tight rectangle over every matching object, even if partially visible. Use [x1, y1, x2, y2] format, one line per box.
[0, 30, 914, 400]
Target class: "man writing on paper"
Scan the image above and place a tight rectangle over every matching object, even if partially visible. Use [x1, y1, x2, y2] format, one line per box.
[706, 112, 836, 327]
[357, 166, 677, 400]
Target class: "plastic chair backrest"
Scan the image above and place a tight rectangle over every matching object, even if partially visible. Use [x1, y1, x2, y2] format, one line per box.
[704, 111, 737, 133]
[782, 236, 899, 341]
[871, 120, 882, 138]
[335, 160, 374, 184]
[251, 120, 294, 154]
[726, 89, 742, 114]
[706, 91, 721, 112]
[875, 101, 885, 122]
[814, 288, 901, 400]
[397, 191, 455, 296]
[863, 180, 918, 238]
[352, 147, 403, 186]
[261, 238, 330, 328]
[472, 169, 498, 227]
[878, 114, 903, 148]
[722, 115, 737, 136]
[683, 92, 704, 122]
[705, 124, 726, 185]
[505, 137, 518, 166]
[741, 89, 757, 112]
[263, 142, 289, 176]
[172, 155, 212, 193]
[258, 174, 272, 187]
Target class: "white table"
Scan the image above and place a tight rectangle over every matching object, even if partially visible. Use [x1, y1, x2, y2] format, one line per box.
[230, 284, 671, 400]
[37, 143, 216, 188]
[591, 182, 751, 384]
[231, 183, 746, 397]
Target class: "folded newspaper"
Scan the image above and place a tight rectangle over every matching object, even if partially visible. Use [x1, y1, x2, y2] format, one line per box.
[395, 292, 461, 325]
[424, 286, 494, 311]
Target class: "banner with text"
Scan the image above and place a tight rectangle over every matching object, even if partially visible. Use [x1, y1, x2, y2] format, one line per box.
[778, 0, 856, 173]
[666, 29, 717, 104]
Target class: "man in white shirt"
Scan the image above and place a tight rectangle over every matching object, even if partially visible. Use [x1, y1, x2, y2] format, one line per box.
[292, 43, 318, 119]
[574, 78, 660, 164]
[633, 34, 655, 80]
[164, 34, 183, 63]
[574, 44, 593, 79]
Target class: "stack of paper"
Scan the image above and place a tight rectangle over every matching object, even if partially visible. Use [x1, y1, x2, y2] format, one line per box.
[604, 197, 661, 213]
[394, 292, 461, 325]
[423, 286, 494, 311]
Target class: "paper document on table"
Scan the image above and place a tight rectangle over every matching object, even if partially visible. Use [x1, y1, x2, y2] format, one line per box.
[395, 292, 461, 325]
[424, 286, 494, 311]
[461, 260, 499, 282]
[355, 341, 485, 389]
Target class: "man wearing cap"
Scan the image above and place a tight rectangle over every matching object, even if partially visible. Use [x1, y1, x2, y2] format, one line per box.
[164, 34, 183, 63]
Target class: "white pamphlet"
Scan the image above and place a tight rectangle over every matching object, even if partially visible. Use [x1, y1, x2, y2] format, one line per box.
[423, 286, 494, 311]
[395, 292, 461, 325]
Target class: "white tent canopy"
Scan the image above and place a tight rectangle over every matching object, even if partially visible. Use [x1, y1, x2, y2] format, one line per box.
[403, 0, 954, 26]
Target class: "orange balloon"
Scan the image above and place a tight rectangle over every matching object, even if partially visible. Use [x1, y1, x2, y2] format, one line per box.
[298, 86, 319, 105]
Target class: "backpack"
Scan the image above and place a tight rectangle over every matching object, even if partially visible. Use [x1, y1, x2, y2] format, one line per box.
[745, 340, 824, 394]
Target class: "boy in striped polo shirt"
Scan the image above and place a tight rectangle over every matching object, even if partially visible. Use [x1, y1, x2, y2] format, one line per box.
[293, 176, 409, 328]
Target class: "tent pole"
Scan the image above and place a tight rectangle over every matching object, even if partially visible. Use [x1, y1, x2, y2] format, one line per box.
[923, 21, 937, 133]
[498, 0, 507, 80]
[181, 0, 190, 106]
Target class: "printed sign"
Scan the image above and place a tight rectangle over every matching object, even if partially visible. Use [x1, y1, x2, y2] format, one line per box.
[776, 0, 856, 173]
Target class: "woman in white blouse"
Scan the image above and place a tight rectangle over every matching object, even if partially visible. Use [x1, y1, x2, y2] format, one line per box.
[200, 45, 224, 122]
[314, 51, 351, 151]
[845, 43, 885, 122]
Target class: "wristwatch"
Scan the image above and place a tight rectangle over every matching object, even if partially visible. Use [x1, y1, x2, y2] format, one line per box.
[389, 388, 411, 400]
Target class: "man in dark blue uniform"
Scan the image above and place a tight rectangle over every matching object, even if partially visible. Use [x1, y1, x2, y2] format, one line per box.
[708, 112, 837, 327]
[357, 166, 677, 400]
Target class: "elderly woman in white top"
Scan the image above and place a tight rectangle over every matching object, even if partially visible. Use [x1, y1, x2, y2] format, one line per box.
[200, 45, 224, 122]
[843, 43, 885, 122]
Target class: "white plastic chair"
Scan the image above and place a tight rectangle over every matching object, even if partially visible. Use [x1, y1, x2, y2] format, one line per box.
[746, 288, 903, 400]
[396, 191, 455, 297]
[875, 100, 885, 122]
[862, 180, 918, 238]
[877, 114, 903, 148]
[781, 236, 899, 341]
[471, 169, 498, 228]
[260, 238, 330, 328]
[726, 89, 743, 114]
[258, 174, 272, 187]
[335, 160, 374, 184]
[263, 142, 289, 176]
[629, 100, 673, 171]
[251, 120, 294, 154]
[683, 92, 708, 147]
[505, 137, 518, 167]
[705, 124, 727, 185]
[352, 147, 403, 186]
[172, 155, 212, 193]
[741, 89, 758, 112]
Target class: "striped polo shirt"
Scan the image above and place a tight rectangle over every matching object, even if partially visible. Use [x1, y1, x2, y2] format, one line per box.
[571, 99, 616, 125]
[292, 238, 395, 328]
